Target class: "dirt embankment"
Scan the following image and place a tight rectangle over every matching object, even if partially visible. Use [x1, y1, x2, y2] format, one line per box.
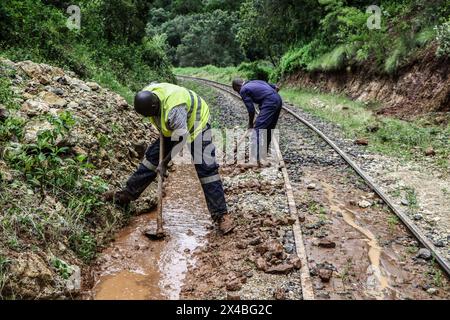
[0, 59, 158, 299]
[284, 48, 450, 120]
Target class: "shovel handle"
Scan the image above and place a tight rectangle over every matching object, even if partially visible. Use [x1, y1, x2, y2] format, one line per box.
[156, 134, 164, 233]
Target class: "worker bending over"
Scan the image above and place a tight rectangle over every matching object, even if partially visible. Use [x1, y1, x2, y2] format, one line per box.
[105, 83, 235, 234]
[232, 79, 282, 166]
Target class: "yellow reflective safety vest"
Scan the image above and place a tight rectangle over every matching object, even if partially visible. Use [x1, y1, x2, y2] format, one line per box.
[143, 83, 210, 142]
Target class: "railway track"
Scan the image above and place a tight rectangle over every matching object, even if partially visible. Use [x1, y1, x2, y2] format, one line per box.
[176, 75, 450, 298]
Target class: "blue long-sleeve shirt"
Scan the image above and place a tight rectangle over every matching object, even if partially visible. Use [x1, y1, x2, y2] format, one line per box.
[239, 80, 279, 114]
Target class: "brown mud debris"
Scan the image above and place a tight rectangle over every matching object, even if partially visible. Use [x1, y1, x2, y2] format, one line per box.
[318, 240, 337, 249]
[180, 163, 303, 300]
[355, 138, 369, 146]
[318, 268, 333, 283]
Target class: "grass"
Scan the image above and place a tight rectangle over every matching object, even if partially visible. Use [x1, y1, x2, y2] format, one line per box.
[0, 63, 131, 296]
[404, 187, 419, 211]
[51, 257, 74, 280]
[427, 262, 445, 288]
[0, 254, 10, 298]
[176, 66, 450, 170]
[407, 245, 419, 254]
[174, 65, 243, 85]
[387, 215, 400, 232]
[307, 44, 357, 72]
[280, 87, 450, 170]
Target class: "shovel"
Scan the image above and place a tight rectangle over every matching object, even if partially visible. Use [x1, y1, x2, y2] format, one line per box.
[233, 129, 250, 162]
[145, 135, 167, 240]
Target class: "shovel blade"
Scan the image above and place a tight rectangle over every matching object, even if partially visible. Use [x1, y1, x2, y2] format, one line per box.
[144, 224, 166, 240]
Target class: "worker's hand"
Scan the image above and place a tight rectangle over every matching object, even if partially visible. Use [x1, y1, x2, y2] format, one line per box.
[156, 164, 168, 178]
[275, 85, 280, 92]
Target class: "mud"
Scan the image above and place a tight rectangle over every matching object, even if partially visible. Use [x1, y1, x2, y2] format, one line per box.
[296, 168, 449, 300]
[86, 164, 210, 300]
[85, 79, 449, 301]
[278, 108, 450, 300]
[284, 47, 450, 120]
[180, 164, 303, 300]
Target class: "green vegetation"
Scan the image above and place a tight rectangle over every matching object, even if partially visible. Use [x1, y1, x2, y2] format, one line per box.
[281, 87, 450, 169]
[5, 1, 445, 84]
[175, 65, 242, 84]
[161, 0, 450, 81]
[387, 215, 400, 231]
[0, 110, 110, 263]
[271, 0, 450, 79]
[174, 61, 273, 84]
[147, 7, 243, 67]
[51, 257, 74, 280]
[0, 255, 10, 298]
[436, 21, 450, 57]
[0, 64, 122, 281]
[404, 187, 419, 211]
[427, 262, 445, 288]
[175, 64, 449, 169]
[0, 0, 174, 102]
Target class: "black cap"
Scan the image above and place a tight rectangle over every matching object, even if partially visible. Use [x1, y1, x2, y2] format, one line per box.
[134, 91, 160, 117]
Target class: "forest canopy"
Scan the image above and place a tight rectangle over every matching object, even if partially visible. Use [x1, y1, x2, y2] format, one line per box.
[1, 0, 449, 83]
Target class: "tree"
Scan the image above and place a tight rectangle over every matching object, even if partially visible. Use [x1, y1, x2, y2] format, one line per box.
[237, 0, 324, 64]
[176, 10, 244, 67]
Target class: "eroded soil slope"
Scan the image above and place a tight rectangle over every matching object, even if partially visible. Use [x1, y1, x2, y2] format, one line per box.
[0, 59, 157, 299]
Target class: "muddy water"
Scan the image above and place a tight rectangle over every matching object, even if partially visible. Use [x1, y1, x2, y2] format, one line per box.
[91, 164, 211, 300]
[323, 182, 390, 299]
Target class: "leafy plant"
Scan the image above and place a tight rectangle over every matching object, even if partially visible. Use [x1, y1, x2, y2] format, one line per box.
[436, 21, 450, 57]
[52, 257, 73, 280]
[69, 231, 97, 263]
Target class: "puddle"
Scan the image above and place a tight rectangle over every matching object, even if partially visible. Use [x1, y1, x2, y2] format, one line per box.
[90, 164, 211, 300]
[322, 182, 390, 299]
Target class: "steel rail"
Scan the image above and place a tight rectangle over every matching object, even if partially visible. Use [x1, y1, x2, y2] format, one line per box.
[177, 75, 450, 277]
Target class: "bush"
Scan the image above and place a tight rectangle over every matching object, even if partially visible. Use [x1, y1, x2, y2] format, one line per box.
[436, 21, 450, 57]
[0, 1, 174, 103]
[237, 61, 272, 82]
[150, 10, 244, 67]
[272, 0, 449, 79]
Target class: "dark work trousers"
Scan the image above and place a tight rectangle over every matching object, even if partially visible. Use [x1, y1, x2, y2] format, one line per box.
[252, 93, 283, 162]
[124, 124, 227, 221]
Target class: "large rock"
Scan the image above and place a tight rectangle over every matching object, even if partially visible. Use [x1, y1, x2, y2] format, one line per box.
[86, 82, 100, 91]
[9, 253, 57, 299]
[416, 248, 432, 261]
[65, 265, 81, 293]
[23, 120, 55, 144]
[39, 91, 67, 108]
[21, 99, 50, 117]
[0, 106, 9, 121]
[266, 263, 294, 275]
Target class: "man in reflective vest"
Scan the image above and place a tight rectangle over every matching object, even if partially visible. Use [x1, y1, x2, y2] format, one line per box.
[104, 83, 235, 234]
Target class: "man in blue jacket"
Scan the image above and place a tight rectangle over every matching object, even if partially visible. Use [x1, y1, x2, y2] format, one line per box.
[232, 78, 282, 166]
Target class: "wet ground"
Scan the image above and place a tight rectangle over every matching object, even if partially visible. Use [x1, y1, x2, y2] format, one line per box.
[85, 79, 449, 300]
[181, 80, 449, 300]
[180, 164, 303, 300]
[278, 109, 450, 299]
[86, 164, 210, 300]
